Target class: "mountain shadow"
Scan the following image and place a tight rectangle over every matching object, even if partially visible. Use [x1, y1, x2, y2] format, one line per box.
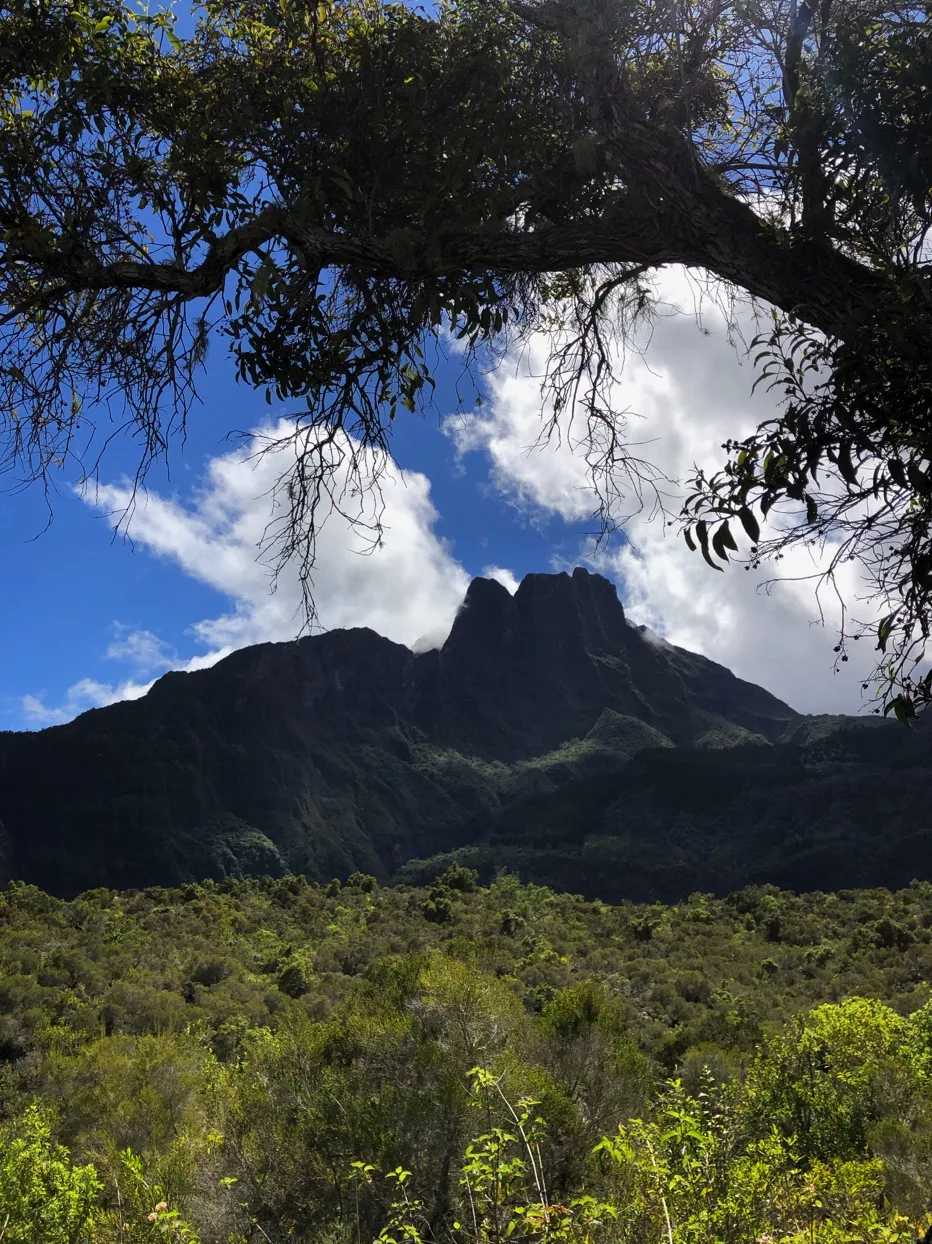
[1, 568, 929, 900]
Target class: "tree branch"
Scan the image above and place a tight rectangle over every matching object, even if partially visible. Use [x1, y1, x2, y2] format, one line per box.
[15, 189, 910, 348]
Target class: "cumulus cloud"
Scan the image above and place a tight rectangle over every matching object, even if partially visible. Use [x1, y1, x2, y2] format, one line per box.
[448, 365, 594, 521]
[450, 268, 879, 713]
[22, 424, 472, 726]
[88, 423, 470, 653]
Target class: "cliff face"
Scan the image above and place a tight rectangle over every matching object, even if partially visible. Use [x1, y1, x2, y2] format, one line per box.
[0, 568, 928, 900]
[421, 569, 795, 757]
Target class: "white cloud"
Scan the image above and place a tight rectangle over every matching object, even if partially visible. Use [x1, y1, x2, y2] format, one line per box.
[450, 267, 879, 714]
[21, 675, 154, 728]
[105, 625, 174, 675]
[482, 565, 520, 594]
[89, 423, 470, 652]
[23, 424, 472, 726]
[447, 358, 594, 521]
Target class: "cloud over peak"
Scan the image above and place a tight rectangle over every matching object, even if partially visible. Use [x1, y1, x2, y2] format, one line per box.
[450, 269, 880, 714]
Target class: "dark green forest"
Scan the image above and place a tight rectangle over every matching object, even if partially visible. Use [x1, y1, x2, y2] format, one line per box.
[4, 870, 932, 1241]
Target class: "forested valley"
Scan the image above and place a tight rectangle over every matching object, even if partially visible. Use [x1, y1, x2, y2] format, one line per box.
[5, 869, 932, 1242]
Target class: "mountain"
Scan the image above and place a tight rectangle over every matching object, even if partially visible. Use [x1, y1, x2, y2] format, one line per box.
[1, 567, 931, 901]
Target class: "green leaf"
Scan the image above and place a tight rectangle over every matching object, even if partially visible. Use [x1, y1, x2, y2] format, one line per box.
[738, 506, 761, 544]
[885, 695, 915, 726]
[907, 459, 929, 492]
[719, 522, 738, 552]
[837, 444, 858, 486]
[571, 134, 599, 175]
[711, 525, 730, 562]
[876, 613, 895, 652]
[695, 521, 723, 572]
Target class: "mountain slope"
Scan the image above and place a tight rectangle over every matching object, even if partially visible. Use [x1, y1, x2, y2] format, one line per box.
[0, 568, 927, 899]
[399, 720, 932, 902]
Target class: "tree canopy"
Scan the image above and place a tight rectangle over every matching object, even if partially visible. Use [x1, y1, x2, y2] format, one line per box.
[1, 0, 931, 707]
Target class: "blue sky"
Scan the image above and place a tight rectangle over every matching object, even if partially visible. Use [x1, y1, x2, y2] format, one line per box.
[0, 269, 881, 729]
[0, 333, 594, 728]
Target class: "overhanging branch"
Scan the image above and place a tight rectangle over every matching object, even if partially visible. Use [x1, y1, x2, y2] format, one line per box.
[10, 190, 910, 348]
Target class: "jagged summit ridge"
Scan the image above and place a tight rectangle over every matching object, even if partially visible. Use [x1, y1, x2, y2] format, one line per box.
[442, 567, 627, 657]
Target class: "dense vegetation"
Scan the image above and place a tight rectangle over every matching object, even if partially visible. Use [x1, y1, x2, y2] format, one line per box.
[398, 714, 932, 900]
[4, 871, 932, 1240]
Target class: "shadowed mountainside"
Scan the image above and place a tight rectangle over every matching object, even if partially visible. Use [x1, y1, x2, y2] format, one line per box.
[1, 568, 930, 900]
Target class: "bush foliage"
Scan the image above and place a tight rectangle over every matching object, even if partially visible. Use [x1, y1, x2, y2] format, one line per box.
[2, 873, 932, 1240]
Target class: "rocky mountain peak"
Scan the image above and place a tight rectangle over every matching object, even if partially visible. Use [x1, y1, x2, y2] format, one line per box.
[440, 574, 517, 656]
[513, 567, 629, 654]
[0, 567, 837, 898]
[442, 568, 627, 661]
